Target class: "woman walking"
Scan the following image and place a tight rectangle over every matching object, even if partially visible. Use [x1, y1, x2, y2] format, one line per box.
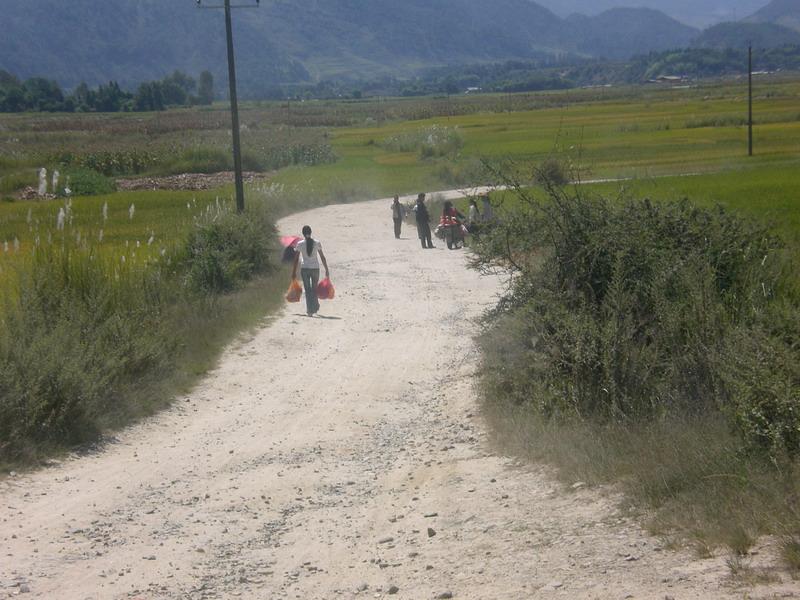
[291, 225, 330, 317]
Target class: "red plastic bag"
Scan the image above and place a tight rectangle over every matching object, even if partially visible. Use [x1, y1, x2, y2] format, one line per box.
[317, 277, 335, 300]
[285, 279, 302, 303]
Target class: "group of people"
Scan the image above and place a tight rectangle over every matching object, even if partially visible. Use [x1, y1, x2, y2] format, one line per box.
[288, 193, 494, 317]
[391, 192, 494, 249]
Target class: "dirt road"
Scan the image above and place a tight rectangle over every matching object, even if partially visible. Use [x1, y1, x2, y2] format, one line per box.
[1, 196, 793, 599]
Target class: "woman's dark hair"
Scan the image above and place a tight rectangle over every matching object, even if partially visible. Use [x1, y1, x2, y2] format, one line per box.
[302, 225, 315, 255]
[443, 200, 453, 216]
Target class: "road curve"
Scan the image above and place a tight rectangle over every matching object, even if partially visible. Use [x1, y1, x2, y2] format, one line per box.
[0, 194, 788, 599]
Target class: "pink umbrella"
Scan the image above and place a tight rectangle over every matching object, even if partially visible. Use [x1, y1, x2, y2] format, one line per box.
[280, 235, 302, 248]
[280, 235, 303, 263]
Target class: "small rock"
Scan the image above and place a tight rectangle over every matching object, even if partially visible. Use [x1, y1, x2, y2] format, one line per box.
[357, 583, 368, 592]
[571, 482, 586, 490]
[437, 593, 454, 599]
[427, 528, 436, 538]
[19, 584, 31, 593]
[423, 513, 438, 518]
[378, 537, 394, 544]
[388, 585, 399, 595]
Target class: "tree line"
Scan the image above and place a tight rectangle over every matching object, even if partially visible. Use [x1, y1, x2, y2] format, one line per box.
[3, 44, 799, 111]
[271, 45, 800, 100]
[0, 70, 214, 113]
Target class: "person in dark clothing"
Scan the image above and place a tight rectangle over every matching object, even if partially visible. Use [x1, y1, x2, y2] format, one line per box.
[415, 193, 434, 249]
[391, 195, 404, 239]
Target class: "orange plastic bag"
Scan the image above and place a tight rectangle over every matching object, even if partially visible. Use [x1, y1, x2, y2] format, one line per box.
[317, 278, 335, 300]
[285, 279, 302, 303]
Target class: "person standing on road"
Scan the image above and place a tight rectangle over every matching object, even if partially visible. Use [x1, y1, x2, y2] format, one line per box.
[467, 198, 480, 230]
[391, 195, 405, 239]
[291, 225, 330, 317]
[415, 193, 434, 249]
[481, 194, 494, 224]
[441, 200, 466, 250]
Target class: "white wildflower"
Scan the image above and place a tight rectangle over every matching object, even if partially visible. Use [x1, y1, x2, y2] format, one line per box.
[98, 229, 104, 242]
[52, 169, 60, 193]
[148, 235, 155, 246]
[38, 168, 47, 196]
[57, 207, 66, 231]
[102, 202, 108, 222]
[13, 238, 19, 252]
[26, 208, 32, 224]
[129, 203, 135, 220]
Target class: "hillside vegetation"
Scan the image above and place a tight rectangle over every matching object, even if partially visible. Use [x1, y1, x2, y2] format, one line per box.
[0, 0, 696, 95]
[693, 22, 800, 50]
[746, 0, 800, 32]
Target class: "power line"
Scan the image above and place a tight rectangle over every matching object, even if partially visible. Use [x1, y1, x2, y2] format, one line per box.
[748, 43, 753, 157]
[196, 0, 260, 212]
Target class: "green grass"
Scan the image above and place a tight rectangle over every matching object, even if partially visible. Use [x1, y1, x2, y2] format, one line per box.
[582, 165, 800, 253]
[261, 76, 800, 212]
[0, 190, 228, 265]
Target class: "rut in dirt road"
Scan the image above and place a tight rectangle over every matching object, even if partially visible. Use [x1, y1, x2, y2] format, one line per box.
[1, 195, 789, 600]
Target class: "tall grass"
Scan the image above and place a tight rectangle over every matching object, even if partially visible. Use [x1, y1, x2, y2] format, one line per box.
[0, 195, 279, 464]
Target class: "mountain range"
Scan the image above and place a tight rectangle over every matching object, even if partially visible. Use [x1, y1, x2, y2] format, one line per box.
[0, 0, 796, 97]
[745, 0, 800, 31]
[536, 0, 770, 29]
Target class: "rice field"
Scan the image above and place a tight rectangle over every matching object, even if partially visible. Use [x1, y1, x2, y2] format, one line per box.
[1, 74, 799, 278]
[0, 190, 235, 288]
[269, 75, 800, 223]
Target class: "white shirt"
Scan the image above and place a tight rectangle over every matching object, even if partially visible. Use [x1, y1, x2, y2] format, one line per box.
[296, 238, 323, 269]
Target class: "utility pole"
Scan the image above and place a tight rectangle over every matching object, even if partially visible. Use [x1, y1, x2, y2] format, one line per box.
[748, 44, 754, 157]
[197, 0, 259, 212]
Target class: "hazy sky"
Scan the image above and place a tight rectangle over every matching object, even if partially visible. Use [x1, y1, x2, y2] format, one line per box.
[535, 0, 772, 28]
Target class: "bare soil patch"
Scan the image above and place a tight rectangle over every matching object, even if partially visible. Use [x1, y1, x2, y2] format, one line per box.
[115, 171, 270, 192]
